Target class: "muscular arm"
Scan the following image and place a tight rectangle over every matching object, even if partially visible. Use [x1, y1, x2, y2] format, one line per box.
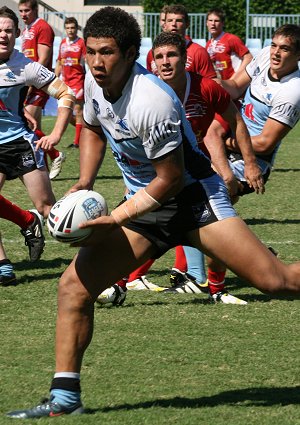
[231, 52, 253, 80]
[144, 144, 185, 204]
[110, 144, 185, 226]
[55, 60, 62, 77]
[77, 142, 185, 241]
[37, 43, 53, 67]
[221, 69, 251, 100]
[250, 118, 291, 154]
[222, 101, 264, 193]
[203, 119, 238, 197]
[35, 78, 75, 150]
[71, 124, 107, 191]
[226, 117, 291, 155]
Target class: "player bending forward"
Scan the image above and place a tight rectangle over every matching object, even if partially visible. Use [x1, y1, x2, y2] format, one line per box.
[6, 7, 300, 419]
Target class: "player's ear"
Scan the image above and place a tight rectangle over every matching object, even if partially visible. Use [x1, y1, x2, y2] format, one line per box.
[16, 28, 20, 38]
[125, 45, 137, 64]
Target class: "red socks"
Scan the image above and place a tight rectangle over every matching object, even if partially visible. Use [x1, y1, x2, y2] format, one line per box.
[115, 277, 127, 290]
[207, 269, 226, 295]
[74, 123, 82, 146]
[173, 245, 187, 272]
[0, 195, 34, 229]
[128, 259, 155, 282]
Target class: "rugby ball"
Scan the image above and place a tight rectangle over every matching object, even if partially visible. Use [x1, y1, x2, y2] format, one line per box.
[47, 190, 108, 243]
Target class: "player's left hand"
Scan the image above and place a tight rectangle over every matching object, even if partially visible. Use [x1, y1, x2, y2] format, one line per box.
[35, 134, 60, 151]
[244, 163, 265, 194]
[71, 215, 119, 246]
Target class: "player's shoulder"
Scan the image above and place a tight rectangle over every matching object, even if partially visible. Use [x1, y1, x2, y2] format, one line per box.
[78, 37, 85, 46]
[188, 40, 206, 52]
[279, 70, 300, 101]
[134, 65, 176, 96]
[9, 49, 32, 67]
[35, 17, 52, 30]
[131, 65, 181, 111]
[223, 32, 243, 42]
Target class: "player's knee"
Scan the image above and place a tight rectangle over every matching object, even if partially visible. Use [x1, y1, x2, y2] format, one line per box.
[58, 266, 93, 312]
[257, 273, 288, 295]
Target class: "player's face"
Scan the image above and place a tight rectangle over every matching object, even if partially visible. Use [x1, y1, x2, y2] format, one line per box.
[164, 14, 187, 36]
[0, 17, 18, 61]
[18, 3, 37, 25]
[159, 12, 166, 30]
[65, 23, 78, 41]
[206, 14, 223, 37]
[270, 35, 300, 79]
[86, 36, 135, 100]
[154, 44, 186, 83]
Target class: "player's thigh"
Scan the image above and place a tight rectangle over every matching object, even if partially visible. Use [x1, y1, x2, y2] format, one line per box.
[66, 226, 156, 299]
[21, 168, 55, 216]
[0, 173, 6, 190]
[187, 217, 283, 287]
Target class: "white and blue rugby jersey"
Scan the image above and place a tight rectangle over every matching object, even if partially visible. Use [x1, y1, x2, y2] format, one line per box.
[243, 47, 300, 163]
[0, 49, 56, 144]
[83, 62, 213, 196]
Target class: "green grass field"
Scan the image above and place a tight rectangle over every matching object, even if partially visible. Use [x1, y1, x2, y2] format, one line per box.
[0, 118, 299, 424]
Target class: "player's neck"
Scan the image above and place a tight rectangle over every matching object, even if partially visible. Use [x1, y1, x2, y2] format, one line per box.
[103, 68, 133, 103]
[170, 73, 187, 103]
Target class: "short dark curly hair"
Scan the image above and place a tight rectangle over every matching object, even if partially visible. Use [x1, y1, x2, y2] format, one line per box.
[83, 7, 141, 61]
[152, 32, 187, 59]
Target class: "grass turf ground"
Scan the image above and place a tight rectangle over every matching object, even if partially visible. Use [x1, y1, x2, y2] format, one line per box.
[0, 118, 299, 424]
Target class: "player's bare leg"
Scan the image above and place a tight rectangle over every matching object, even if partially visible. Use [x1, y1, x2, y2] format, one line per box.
[188, 216, 300, 296]
[22, 168, 55, 218]
[55, 226, 156, 373]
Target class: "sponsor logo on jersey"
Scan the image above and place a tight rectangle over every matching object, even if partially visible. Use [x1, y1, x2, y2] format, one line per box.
[272, 102, 300, 126]
[39, 67, 52, 81]
[261, 77, 267, 86]
[244, 103, 255, 121]
[112, 150, 141, 166]
[265, 92, 272, 101]
[92, 99, 100, 115]
[4, 71, 17, 82]
[192, 202, 211, 223]
[207, 42, 226, 55]
[106, 108, 114, 118]
[147, 121, 179, 148]
[116, 118, 130, 136]
[185, 94, 207, 118]
[62, 57, 79, 66]
[186, 55, 193, 69]
[23, 48, 35, 58]
[253, 66, 260, 77]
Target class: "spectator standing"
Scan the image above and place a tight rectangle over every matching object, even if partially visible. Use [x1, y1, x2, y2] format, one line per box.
[55, 17, 86, 149]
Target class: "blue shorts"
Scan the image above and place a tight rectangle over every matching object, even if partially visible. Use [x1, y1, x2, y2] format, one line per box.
[125, 174, 237, 258]
[228, 152, 271, 195]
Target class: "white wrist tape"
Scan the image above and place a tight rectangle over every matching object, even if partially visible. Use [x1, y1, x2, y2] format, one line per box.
[111, 188, 161, 226]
